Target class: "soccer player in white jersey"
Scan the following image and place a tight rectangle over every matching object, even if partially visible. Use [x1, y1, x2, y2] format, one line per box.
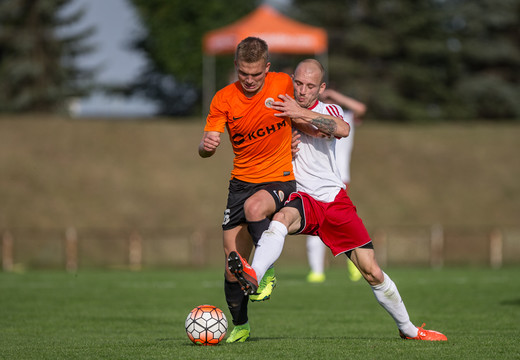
[227, 59, 447, 341]
[306, 89, 366, 283]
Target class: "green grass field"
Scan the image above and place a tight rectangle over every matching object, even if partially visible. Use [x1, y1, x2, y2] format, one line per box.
[1, 267, 519, 359]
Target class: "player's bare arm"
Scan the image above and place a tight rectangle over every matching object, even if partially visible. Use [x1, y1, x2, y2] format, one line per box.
[320, 89, 367, 119]
[273, 94, 350, 138]
[292, 120, 332, 139]
[309, 116, 338, 135]
[198, 131, 221, 158]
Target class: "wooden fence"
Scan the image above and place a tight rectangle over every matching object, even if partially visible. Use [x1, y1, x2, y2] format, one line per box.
[2, 225, 519, 272]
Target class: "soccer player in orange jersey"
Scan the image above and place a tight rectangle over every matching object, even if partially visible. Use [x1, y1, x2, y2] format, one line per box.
[199, 38, 347, 343]
[198, 37, 296, 343]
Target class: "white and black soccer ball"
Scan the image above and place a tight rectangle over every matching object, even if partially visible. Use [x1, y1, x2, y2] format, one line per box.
[185, 305, 227, 345]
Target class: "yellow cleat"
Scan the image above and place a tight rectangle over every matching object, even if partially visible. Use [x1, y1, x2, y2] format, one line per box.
[306, 271, 326, 283]
[226, 323, 250, 343]
[348, 259, 362, 282]
[250, 267, 277, 302]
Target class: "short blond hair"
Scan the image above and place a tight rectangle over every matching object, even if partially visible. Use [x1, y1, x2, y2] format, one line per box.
[235, 37, 269, 64]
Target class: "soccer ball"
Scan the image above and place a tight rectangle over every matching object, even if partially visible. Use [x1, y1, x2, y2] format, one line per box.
[185, 305, 227, 346]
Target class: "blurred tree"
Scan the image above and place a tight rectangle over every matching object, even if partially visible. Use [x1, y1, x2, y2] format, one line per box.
[127, 0, 257, 116]
[291, 0, 458, 121]
[123, 0, 518, 120]
[291, 0, 520, 121]
[449, 0, 520, 119]
[0, 0, 95, 114]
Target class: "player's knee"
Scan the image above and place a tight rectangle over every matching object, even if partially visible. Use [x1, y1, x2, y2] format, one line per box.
[272, 211, 285, 223]
[273, 210, 294, 227]
[271, 207, 299, 232]
[362, 265, 384, 285]
[244, 197, 265, 221]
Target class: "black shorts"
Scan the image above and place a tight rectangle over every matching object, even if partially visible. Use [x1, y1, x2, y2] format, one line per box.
[222, 178, 296, 230]
[284, 197, 305, 234]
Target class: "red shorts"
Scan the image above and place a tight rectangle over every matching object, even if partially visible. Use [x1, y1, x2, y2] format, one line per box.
[287, 190, 372, 256]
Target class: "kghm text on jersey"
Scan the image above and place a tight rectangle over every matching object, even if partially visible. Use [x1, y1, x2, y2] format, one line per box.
[231, 119, 288, 145]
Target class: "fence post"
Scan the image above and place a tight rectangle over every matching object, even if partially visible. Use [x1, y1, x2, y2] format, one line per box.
[65, 227, 78, 273]
[129, 231, 143, 270]
[2, 231, 14, 272]
[430, 223, 444, 268]
[489, 228, 503, 269]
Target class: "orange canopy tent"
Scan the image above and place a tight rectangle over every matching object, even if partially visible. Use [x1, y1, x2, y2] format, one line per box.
[202, 4, 328, 112]
[203, 4, 327, 55]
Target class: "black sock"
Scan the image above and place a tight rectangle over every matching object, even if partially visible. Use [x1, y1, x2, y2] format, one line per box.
[224, 279, 248, 325]
[247, 218, 270, 245]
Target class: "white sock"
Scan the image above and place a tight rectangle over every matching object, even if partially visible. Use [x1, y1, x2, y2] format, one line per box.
[307, 235, 326, 274]
[371, 272, 418, 337]
[251, 220, 288, 281]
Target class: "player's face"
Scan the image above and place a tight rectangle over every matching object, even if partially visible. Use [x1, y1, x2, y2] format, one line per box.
[292, 66, 325, 109]
[235, 59, 270, 97]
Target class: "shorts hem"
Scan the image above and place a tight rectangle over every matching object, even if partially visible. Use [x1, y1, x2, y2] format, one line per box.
[334, 240, 373, 257]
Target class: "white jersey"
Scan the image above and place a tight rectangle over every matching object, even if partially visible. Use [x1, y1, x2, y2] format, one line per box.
[292, 100, 347, 203]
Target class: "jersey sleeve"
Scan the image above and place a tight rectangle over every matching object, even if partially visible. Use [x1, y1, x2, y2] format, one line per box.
[324, 104, 346, 140]
[324, 104, 345, 121]
[204, 89, 228, 133]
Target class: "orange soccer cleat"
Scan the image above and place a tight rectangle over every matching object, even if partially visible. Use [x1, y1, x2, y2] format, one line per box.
[227, 251, 258, 296]
[400, 323, 448, 341]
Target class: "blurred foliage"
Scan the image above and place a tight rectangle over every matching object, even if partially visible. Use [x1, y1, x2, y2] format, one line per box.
[0, 0, 95, 114]
[128, 0, 519, 120]
[126, 0, 258, 115]
[0, 0, 518, 120]
[291, 0, 520, 121]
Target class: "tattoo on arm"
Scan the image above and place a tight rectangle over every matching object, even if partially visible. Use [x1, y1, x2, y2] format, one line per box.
[310, 116, 337, 135]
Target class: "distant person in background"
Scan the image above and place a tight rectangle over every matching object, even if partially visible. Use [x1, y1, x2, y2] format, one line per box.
[306, 88, 367, 283]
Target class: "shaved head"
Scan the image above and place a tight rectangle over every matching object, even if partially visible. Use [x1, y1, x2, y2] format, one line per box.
[294, 59, 325, 84]
[292, 59, 326, 108]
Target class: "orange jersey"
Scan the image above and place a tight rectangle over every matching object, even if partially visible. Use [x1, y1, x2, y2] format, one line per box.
[205, 72, 295, 183]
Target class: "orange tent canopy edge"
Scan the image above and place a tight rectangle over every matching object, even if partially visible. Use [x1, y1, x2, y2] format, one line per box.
[203, 5, 328, 55]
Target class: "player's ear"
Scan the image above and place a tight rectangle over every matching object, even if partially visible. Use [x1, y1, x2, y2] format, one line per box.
[265, 62, 271, 73]
[319, 82, 326, 95]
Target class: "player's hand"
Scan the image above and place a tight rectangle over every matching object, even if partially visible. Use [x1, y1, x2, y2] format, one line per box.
[199, 132, 220, 157]
[291, 130, 301, 158]
[272, 94, 303, 119]
[203, 133, 220, 151]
